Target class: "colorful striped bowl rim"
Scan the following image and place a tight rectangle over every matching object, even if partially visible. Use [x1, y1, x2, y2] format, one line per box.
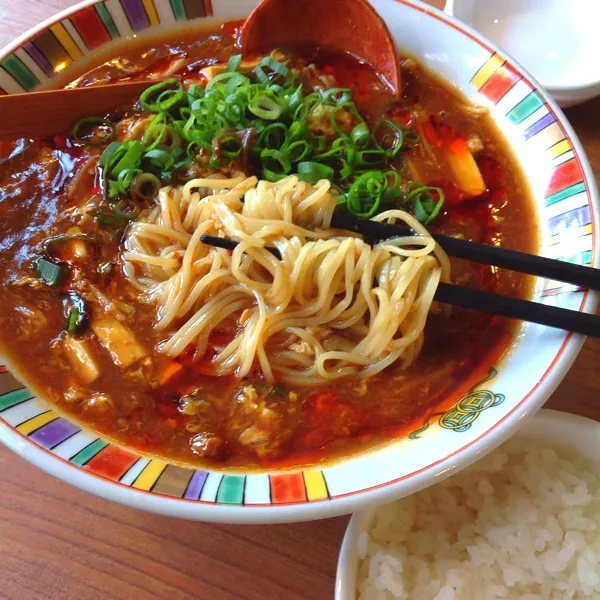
[0, 0, 597, 522]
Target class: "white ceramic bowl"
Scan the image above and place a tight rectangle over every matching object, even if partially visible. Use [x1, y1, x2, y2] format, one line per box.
[335, 409, 600, 600]
[0, 0, 598, 524]
[444, 0, 600, 107]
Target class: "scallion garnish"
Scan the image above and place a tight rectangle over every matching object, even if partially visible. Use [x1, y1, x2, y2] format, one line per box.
[345, 170, 389, 218]
[355, 149, 386, 168]
[65, 293, 88, 334]
[75, 50, 443, 225]
[144, 148, 175, 171]
[351, 122, 370, 147]
[226, 54, 242, 73]
[373, 119, 404, 157]
[99, 141, 123, 168]
[132, 173, 162, 201]
[249, 94, 283, 120]
[36, 257, 64, 286]
[116, 168, 142, 194]
[72, 117, 115, 146]
[67, 308, 80, 334]
[112, 140, 145, 174]
[43, 234, 96, 255]
[297, 161, 334, 185]
[405, 184, 445, 225]
[90, 198, 141, 228]
[139, 79, 183, 112]
[97, 261, 114, 286]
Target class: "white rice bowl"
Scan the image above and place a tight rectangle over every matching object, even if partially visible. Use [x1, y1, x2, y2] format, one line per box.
[355, 439, 600, 599]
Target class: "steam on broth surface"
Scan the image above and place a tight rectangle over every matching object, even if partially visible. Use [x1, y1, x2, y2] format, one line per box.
[0, 22, 536, 468]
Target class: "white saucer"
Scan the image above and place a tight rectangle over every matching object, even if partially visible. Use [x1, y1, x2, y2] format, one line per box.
[444, 0, 600, 107]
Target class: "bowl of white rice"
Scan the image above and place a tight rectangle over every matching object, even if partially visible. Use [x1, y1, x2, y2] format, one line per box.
[336, 409, 600, 600]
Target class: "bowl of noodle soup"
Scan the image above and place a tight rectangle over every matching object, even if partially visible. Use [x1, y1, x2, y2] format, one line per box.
[0, 0, 596, 523]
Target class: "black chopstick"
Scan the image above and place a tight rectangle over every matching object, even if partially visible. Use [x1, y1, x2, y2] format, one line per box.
[199, 234, 600, 338]
[201, 234, 283, 258]
[435, 283, 600, 337]
[330, 213, 600, 290]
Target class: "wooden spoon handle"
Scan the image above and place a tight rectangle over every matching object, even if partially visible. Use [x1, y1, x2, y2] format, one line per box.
[0, 80, 153, 141]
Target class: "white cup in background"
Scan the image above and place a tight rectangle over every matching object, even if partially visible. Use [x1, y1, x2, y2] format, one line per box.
[443, 0, 600, 107]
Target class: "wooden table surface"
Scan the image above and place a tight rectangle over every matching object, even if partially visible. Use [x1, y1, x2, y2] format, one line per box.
[1, 1, 599, 599]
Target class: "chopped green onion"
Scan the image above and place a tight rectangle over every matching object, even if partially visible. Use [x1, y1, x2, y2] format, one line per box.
[226, 54, 242, 72]
[321, 88, 353, 106]
[262, 168, 287, 182]
[297, 161, 334, 184]
[98, 261, 113, 276]
[259, 123, 288, 150]
[36, 257, 64, 286]
[403, 128, 420, 145]
[97, 261, 114, 286]
[186, 141, 202, 163]
[100, 142, 123, 168]
[187, 83, 204, 101]
[339, 159, 354, 180]
[381, 171, 403, 205]
[286, 119, 309, 143]
[253, 65, 271, 85]
[155, 87, 187, 113]
[314, 137, 354, 161]
[351, 122, 370, 147]
[72, 117, 114, 146]
[287, 140, 311, 163]
[345, 170, 387, 218]
[107, 180, 121, 200]
[153, 125, 182, 151]
[67, 308, 80, 333]
[140, 79, 183, 113]
[205, 71, 245, 92]
[132, 173, 162, 201]
[65, 293, 87, 334]
[90, 198, 141, 228]
[294, 93, 321, 121]
[144, 148, 175, 171]
[142, 113, 167, 150]
[252, 55, 291, 85]
[405, 184, 444, 225]
[355, 149, 386, 167]
[43, 234, 96, 255]
[286, 84, 304, 114]
[213, 133, 244, 159]
[261, 149, 291, 178]
[260, 55, 291, 78]
[74, 50, 429, 224]
[100, 141, 128, 200]
[373, 119, 404, 157]
[112, 141, 145, 174]
[249, 94, 283, 120]
[117, 168, 142, 194]
[313, 135, 328, 154]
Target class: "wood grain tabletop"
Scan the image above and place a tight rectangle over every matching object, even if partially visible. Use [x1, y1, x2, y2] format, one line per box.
[0, 1, 599, 599]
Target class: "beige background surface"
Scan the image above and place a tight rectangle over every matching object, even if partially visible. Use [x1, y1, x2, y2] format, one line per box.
[1, 1, 599, 598]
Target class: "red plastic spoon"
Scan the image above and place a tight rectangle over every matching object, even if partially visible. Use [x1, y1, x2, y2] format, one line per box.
[239, 0, 402, 98]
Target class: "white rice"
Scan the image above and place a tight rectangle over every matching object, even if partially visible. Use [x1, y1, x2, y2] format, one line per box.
[356, 440, 600, 599]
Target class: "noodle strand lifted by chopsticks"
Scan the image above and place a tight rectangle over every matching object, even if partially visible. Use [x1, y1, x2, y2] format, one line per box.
[123, 174, 451, 385]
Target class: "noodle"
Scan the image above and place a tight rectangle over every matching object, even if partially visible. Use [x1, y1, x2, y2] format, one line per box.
[123, 174, 451, 385]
